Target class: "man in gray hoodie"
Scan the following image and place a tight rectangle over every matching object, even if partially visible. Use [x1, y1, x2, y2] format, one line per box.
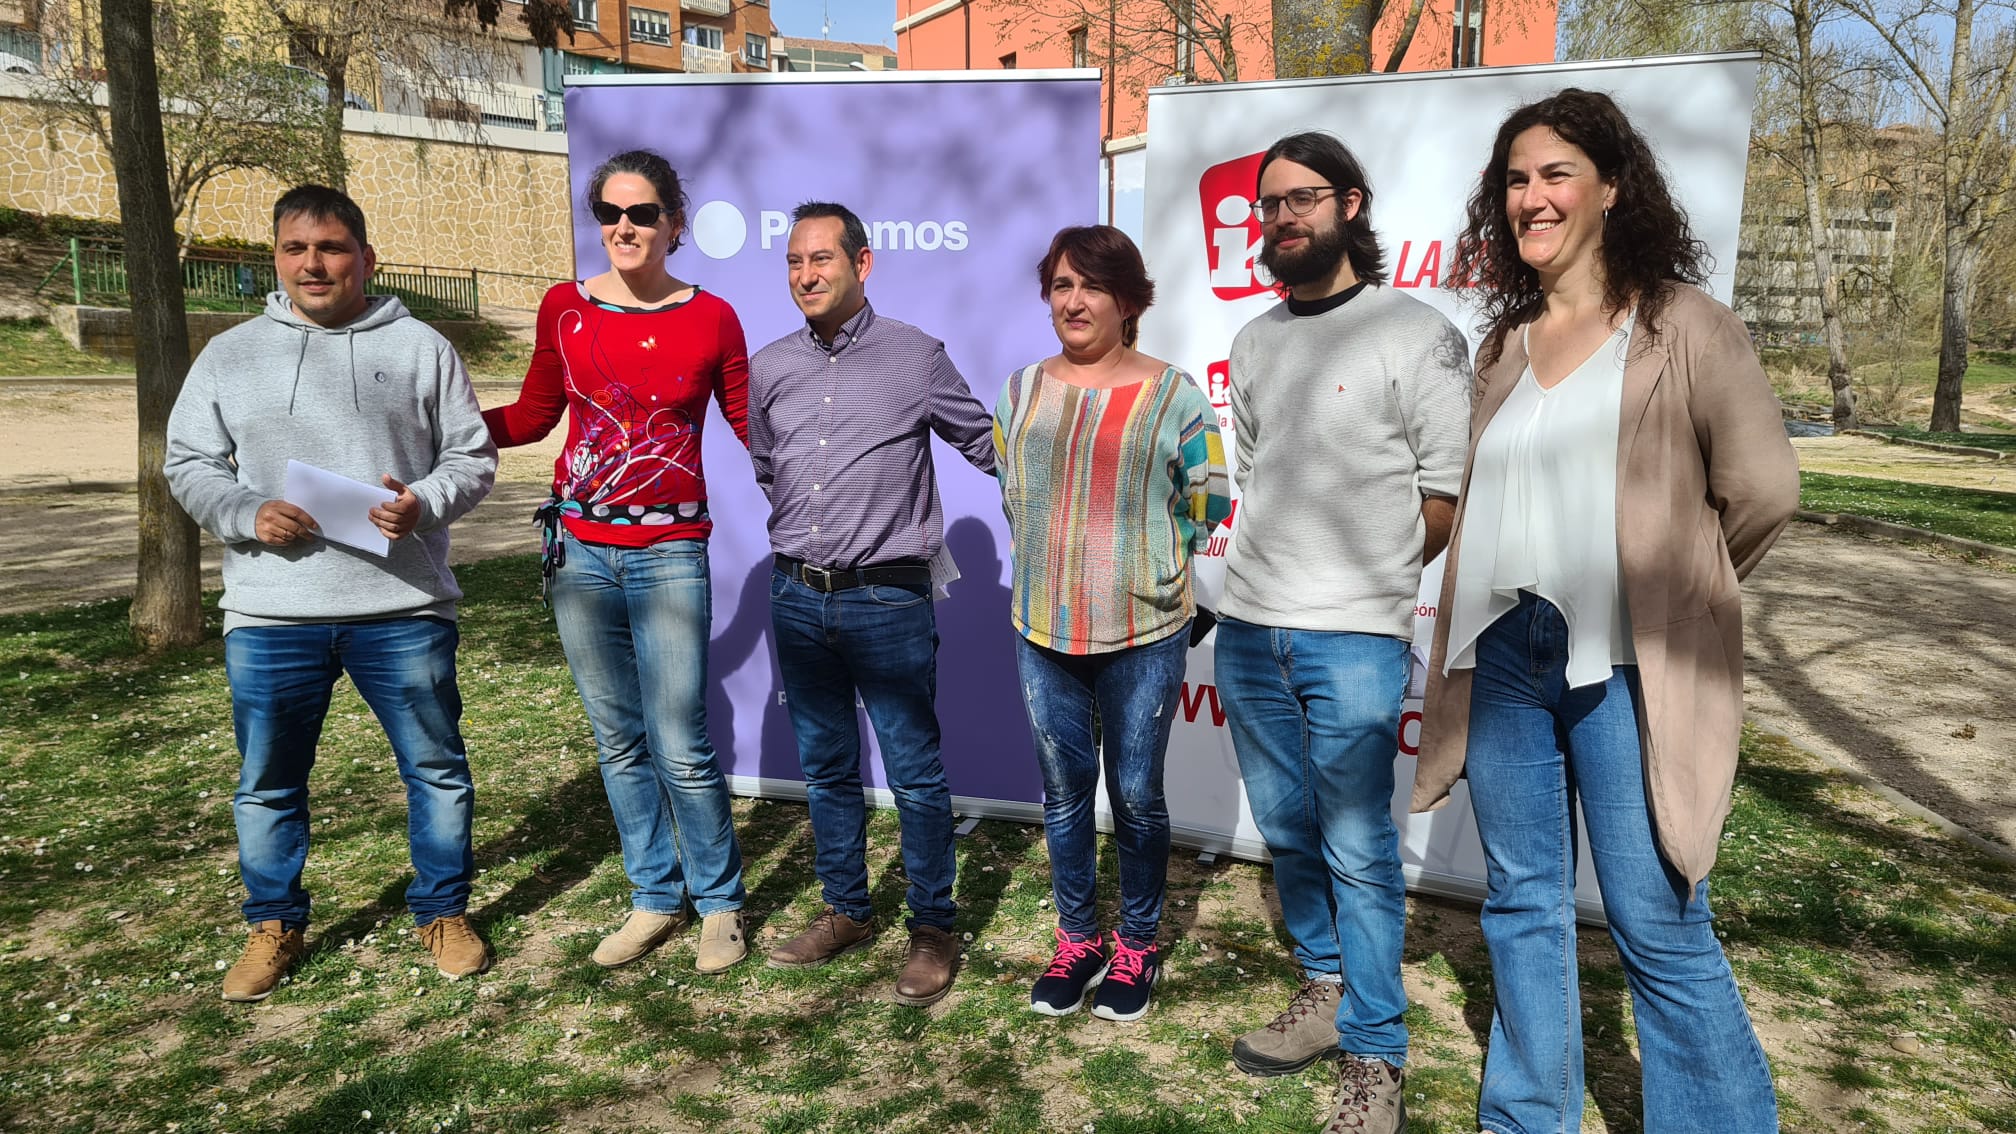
[166, 186, 498, 1001]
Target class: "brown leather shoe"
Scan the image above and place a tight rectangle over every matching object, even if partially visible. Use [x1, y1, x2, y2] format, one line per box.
[418, 913, 491, 978]
[221, 920, 306, 1002]
[766, 907, 873, 968]
[893, 925, 959, 1006]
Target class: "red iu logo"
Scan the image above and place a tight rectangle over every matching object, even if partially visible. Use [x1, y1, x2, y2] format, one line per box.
[1204, 359, 1231, 409]
[1198, 151, 1273, 301]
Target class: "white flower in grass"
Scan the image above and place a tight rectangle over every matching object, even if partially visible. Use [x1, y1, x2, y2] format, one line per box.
[215, 960, 228, 971]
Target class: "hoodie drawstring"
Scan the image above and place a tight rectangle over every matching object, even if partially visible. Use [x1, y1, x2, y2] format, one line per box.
[287, 329, 309, 415]
[348, 329, 359, 411]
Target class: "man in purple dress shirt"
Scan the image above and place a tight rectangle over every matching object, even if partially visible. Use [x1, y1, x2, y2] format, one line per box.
[749, 201, 996, 1007]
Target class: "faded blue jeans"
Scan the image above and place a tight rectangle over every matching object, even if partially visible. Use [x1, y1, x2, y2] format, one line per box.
[1015, 628, 1191, 943]
[1214, 618, 1412, 1065]
[551, 534, 745, 917]
[225, 617, 475, 928]
[1466, 591, 1778, 1134]
[769, 569, 956, 930]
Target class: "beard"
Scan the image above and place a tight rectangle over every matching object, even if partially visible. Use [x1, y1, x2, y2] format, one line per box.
[1259, 219, 1354, 288]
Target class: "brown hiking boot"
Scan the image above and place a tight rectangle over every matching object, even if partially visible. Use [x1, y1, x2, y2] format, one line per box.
[694, 910, 748, 974]
[766, 907, 873, 968]
[1232, 976, 1342, 1076]
[418, 913, 490, 978]
[893, 925, 959, 1006]
[1323, 1055, 1406, 1133]
[221, 920, 306, 1002]
[592, 909, 689, 968]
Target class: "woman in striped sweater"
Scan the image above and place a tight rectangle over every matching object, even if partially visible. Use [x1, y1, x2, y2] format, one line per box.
[994, 225, 1230, 1023]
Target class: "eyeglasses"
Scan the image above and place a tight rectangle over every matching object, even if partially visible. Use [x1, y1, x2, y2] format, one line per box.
[591, 201, 667, 227]
[1251, 186, 1340, 221]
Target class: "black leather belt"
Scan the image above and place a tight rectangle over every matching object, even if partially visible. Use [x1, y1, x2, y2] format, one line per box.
[774, 555, 932, 593]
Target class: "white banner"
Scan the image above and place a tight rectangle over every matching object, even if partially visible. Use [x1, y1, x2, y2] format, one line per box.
[1137, 53, 1761, 920]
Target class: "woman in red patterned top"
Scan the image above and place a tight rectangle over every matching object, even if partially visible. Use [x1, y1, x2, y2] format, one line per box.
[484, 150, 751, 974]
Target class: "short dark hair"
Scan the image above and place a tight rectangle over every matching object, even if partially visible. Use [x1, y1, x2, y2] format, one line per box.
[1255, 132, 1386, 285]
[588, 149, 689, 252]
[790, 201, 871, 262]
[273, 185, 367, 247]
[1449, 88, 1709, 367]
[1037, 225, 1156, 347]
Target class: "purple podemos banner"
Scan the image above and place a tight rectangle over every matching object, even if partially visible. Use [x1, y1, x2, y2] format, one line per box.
[562, 72, 1103, 815]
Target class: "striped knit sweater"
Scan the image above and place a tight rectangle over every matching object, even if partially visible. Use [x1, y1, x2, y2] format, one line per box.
[993, 363, 1231, 654]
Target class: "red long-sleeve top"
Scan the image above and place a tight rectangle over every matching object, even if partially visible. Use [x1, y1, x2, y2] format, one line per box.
[484, 282, 750, 547]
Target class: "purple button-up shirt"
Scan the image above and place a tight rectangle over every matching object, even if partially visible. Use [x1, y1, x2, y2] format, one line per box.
[749, 302, 996, 568]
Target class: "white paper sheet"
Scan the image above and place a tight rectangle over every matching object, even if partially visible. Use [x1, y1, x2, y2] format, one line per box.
[283, 459, 396, 558]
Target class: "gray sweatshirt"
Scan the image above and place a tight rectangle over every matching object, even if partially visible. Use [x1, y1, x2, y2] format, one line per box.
[1221, 285, 1472, 639]
[165, 292, 497, 632]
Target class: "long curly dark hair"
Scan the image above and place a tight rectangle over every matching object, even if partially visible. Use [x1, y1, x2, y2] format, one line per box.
[1447, 88, 1709, 368]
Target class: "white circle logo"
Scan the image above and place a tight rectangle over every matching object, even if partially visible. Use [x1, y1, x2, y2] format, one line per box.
[692, 200, 747, 259]
[1214, 194, 1251, 228]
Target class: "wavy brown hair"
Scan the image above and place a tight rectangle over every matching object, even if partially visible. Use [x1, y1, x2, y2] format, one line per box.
[1447, 88, 1709, 368]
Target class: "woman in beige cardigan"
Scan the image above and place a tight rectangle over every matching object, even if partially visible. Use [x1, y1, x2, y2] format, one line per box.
[1416, 89, 1798, 1134]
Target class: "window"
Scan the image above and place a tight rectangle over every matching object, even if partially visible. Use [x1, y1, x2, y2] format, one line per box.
[1451, 0, 1484, 67]
[998, 51, 1016, 69]
[569, 0, 596, 30]
[1070, 27, 1088, 68]
[744, 33, 767, 65]
[629, 6, 670, 45]
[683, 24, 724, 50]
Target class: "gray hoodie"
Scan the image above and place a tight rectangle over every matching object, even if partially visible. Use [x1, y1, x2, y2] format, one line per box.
[165, 292, 498, 632]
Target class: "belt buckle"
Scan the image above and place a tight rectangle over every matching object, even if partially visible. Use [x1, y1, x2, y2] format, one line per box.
[803, 563, 836, 592]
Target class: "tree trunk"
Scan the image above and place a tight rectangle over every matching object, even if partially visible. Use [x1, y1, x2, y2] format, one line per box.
[1931, 232, 1979, 432]
[1790, 0, 1856, 429]
[1930, 0, 1977, 433]
[321, 57, 351, 190]
[102, 0, 203, 649]
[1273, 0, 1379, 76]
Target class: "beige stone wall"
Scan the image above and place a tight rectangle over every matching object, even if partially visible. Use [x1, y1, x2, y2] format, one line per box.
[0, 93, 576, 313]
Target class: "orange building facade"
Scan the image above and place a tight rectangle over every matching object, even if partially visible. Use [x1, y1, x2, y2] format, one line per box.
[894, 0, 1558, 145]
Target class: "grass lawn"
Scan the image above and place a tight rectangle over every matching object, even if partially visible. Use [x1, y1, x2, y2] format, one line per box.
[1802, 472, 2016, 548]
[0, 319, 132, 377]
[3, 559, 2013, 1132]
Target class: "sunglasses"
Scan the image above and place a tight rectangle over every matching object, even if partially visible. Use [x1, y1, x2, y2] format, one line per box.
[591, 201, 667, 227]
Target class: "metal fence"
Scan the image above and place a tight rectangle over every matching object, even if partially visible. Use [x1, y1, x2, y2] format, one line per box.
[52, 238, 481, 319]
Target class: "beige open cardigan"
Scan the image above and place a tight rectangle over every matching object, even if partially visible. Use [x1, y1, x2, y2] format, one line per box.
[1410, 284, 1800, 886]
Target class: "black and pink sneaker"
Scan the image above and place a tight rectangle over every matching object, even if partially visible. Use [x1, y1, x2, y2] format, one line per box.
[1030, 928, 1108, 1016]
[1090, 933, 1159, 1022]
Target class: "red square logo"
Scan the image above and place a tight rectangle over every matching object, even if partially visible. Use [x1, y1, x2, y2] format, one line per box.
[1199, 151, 1271, 301]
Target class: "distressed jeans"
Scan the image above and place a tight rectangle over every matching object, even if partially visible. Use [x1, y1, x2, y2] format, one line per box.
[1015, 629, 1191, 943]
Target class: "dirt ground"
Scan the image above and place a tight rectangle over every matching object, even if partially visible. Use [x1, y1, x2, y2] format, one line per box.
[2, 385, 2013, 852]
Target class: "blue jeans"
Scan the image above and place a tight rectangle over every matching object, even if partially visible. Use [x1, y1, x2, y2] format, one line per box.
[1015, 629, 1190, 943]
[769, 568, 955, 930]
[1467, 591, 1778, 1134]
[1214, 618, 1411, 1064]
[225, 617, 475, 928]
[550, 535, 745, 916]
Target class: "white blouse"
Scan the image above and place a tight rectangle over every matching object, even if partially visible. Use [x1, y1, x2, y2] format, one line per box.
[1444, 316, 1636, 689]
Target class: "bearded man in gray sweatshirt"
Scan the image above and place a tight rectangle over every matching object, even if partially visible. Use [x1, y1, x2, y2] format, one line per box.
[1213, 134, 1471, 1134]
[166, 186, 497, 1001]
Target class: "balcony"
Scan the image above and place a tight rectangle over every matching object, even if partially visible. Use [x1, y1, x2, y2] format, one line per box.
[680, 0, 729, 14]
[681, 43, 731, 73]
